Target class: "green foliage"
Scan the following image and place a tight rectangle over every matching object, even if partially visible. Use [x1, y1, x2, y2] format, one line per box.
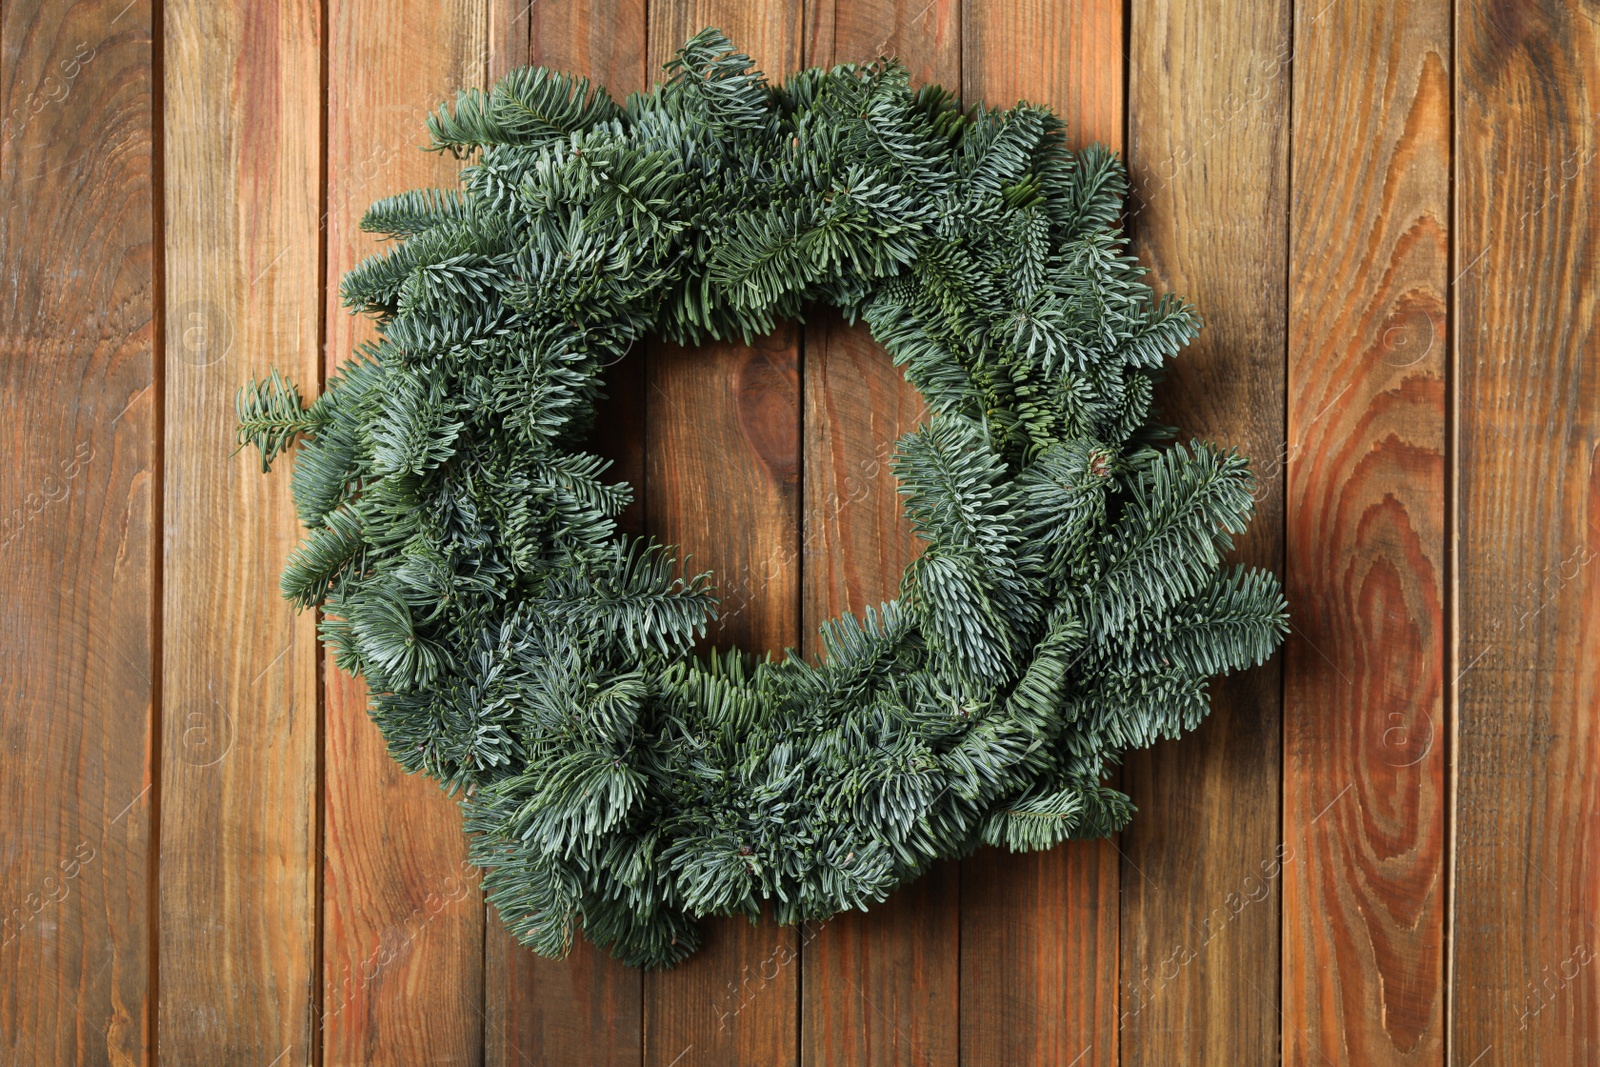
[235, 369, 320, 472]
[427, 67, 623, 155]
[241, 29, 1287, 970]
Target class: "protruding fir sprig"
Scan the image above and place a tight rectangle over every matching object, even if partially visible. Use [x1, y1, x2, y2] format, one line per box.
[427, 67, 624, 156]
[234, 369, 317, 472]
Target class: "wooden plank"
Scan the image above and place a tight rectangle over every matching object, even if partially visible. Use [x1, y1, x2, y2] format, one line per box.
[0, 2, 155, 1064]
[1282, 2, 1449, 1064]
[482, 3, 649, 1065]
[530, 0, 650, 539]
[322, 3, 489, 1062]
[962, 0, 1122, 145]
[962, 843, 1120, 1067]
[487, 0, 531, 83]
[956, 5, 1124, 1065]
[797, 3, 959, 1065]
[1120, 0, 1289, 1063]
[799, 312, 958, 1067]
[529, 0, 648, 90]
[160, 0, 322, 1059]
[488, 939, 643, 1067]
[643, 326, 804, 1067]
[1454, 4, 1600, 1063]
[642, 10, 803, 1064]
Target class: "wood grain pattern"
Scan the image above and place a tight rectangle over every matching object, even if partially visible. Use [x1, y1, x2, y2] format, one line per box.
[160, 0, 323, 1061]
[1121, 0, 1288, 1063]
[956, 5, 1124, 1065]
[797, 325, 954, 1067]
[1453, 3, 1600, 1063]
[322, 3, 489, 1063]
[15, 4, 1600, 1063]
[962, 0, 1123, 146]
[487, 0, 530, 83]
[797, 3, 957, 1064]
[642, 19, 803, 1065]
[807, 0, 960, 86]
[487, 930, 643, 1067]
[0, 2, 155, 1064]
[643, 324, 804, 1067]
[530, 0, 650, 538]
[530, 0, 649, 90]
[962, 842, 1120, 1066]
[483, 4, 650, 1065]
[799, 313, 929, 647]
[1283, 2, 1449, 1064]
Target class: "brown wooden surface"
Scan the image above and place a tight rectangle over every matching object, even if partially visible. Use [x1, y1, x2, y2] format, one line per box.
[643, 292, 803, 1062]
[0, 2, 156, 1064]
[159, 0, 323, 1061]
[1283, 2, 1450, 1064]
[1121, 1, 1289, 1064]
[801, 308, 957, 1067]
[483, 4, 649, 1066]
[963, 0, 1122, 143]
[1454, 2, 1600, 1063]
[641, 7, 804, 1067]
[798, 2, 958, 1065]
[962, 842, 1122, 1067]
[957, 3, 1126, 1065]
[15, 1, 1600, 1064]
[642, 307, 805, 1067]
[322, 3, 489, 1063]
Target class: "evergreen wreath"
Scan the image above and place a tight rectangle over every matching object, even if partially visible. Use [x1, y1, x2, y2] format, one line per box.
[238, 29, 1287, 969]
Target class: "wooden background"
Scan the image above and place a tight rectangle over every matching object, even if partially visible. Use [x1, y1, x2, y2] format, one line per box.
[1, 0, 1594, 1063]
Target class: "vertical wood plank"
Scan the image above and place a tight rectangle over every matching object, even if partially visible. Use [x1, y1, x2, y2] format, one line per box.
[961, 842, 1120, 1067]
[322, 3, 489, 1062]
[1283, 1, 1449, 1064]
[486, 0, 531, 83]
[0, 2, 155, 1064]
[487, 928, 643, 1067]
[1121, 0, 1289, 1063]
[642, 6, 804, 1066]
[482, 3, 650, 1065]
[798, 4, 960, 1066]
[962, 0, 1123, 145]
[530, 0, 649, 90]
[530, 0, 650, 540]
[1454, 3, 1600, 1063]
[161, 0, 323, 1060]
[642, 326, 803, 1067]
[957, 4, 1124, 1065]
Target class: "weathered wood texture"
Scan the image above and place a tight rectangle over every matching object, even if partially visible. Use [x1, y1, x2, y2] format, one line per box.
[1453, 2, 1600, 1063]
[322, 2, 488, 1063]
[484, 4, 649, 1065]
[533, 0, 652, 539]
[962, 840, 1121, 1067]
[0, 2, 155, 1065]
[963, 0, 1122, 145]
[798, 2, 958, 1065]
[956, 4, 1126, 1066]
[1283, 1, 1450, 1065]
[1121, 1, 1289, 1064]
[16, 1, 1600, 1064]
[641, 5, 804, 1066]
[160, 0, 324, 1061]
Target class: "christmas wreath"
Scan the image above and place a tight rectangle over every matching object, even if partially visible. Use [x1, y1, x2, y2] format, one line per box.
[238, 29, 1286, 968]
